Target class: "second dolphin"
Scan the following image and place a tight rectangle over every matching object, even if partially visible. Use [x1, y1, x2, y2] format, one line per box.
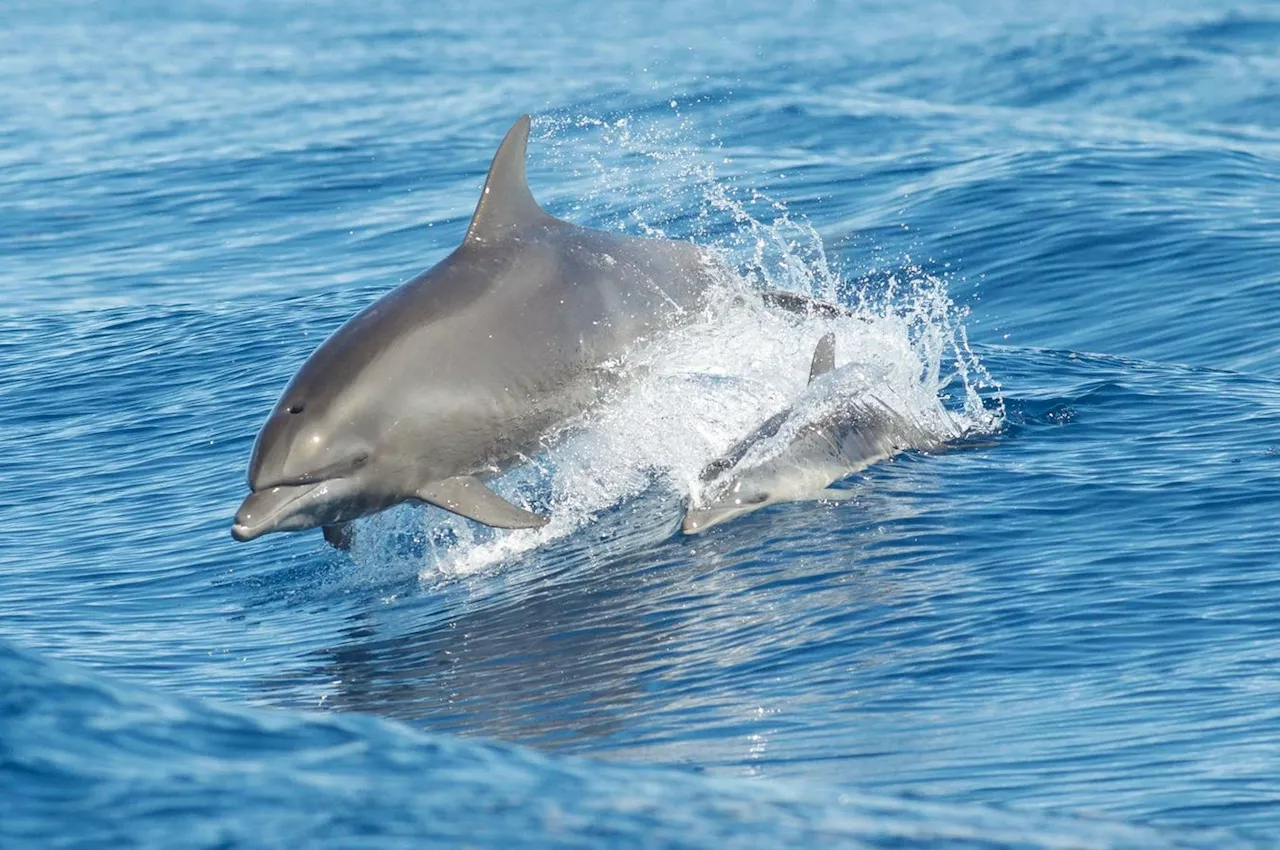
[681, 333, 943, 534]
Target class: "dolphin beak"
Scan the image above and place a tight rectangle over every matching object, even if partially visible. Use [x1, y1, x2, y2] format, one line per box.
[680, 507, 741, 535]
[681, 512, 707, 534]
[231, 482, 326, 542]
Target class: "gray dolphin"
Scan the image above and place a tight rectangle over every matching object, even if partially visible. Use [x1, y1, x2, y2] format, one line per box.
[233, 115, 719, 547]
[680, 333, 940, 534]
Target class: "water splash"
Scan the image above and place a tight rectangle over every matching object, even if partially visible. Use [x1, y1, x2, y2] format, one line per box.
[344, 114, 1002, 580]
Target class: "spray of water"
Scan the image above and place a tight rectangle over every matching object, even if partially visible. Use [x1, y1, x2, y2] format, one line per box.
[345, 114, 1003, 580]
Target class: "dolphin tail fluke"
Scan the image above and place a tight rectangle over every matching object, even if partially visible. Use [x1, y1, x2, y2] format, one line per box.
[322, 521, 356, 550]
[760, 289, 851, 319]
[809, 333, 836, 384]
[417, 476, 550, 529]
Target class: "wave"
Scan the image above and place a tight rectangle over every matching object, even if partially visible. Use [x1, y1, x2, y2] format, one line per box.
[2, 638, 1233, 849]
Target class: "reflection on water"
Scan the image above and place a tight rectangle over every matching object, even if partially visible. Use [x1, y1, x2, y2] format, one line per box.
[267, 478, 943, 767]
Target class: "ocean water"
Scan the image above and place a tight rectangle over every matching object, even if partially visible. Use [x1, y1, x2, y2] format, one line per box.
[3, 0, 1280, 846]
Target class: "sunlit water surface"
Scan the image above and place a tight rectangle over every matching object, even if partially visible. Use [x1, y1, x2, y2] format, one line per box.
[4, 1, 1280, 847]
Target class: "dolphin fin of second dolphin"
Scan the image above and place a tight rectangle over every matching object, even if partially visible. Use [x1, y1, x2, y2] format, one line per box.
[417, 476, 550, 529]
[808, 332, 836, 384]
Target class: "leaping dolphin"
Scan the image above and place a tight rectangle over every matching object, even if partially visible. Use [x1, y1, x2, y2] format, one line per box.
[232, 115, 719, 547]
[680, 333, 941, 534]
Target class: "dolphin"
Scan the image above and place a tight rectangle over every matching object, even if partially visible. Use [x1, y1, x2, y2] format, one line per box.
[680, 333, 940, 534]
[232, 115, 721, 547]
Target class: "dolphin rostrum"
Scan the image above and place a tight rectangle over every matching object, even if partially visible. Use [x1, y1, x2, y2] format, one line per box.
[233, 115, 719, 547]
[680, 333, 940, 534]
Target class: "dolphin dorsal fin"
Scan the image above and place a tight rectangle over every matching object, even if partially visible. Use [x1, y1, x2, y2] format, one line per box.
[464, 115, 551, 243]
[808, 332, 836, 384]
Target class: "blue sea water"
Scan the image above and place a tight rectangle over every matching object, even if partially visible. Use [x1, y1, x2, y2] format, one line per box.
[3, 0, 1280, 846]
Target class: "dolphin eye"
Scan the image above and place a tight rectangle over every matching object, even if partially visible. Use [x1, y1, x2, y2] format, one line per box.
[352, 453, 369, 468]
[287, 403, 305, 415]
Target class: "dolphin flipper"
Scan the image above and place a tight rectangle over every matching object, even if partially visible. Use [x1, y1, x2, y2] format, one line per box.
[698, 407, 794, 483]
[322, 522, 356, 550]
[418, 476, 549, 529]
[809, 333, 836, 384]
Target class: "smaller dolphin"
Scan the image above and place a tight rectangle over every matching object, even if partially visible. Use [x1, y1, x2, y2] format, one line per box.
[681, 333, 939, 534]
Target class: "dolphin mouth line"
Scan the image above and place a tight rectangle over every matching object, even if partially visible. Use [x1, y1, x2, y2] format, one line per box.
[231, 479, 328, 542]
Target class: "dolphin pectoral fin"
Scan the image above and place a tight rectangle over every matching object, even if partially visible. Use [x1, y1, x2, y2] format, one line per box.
[322, 522, 356, 550]
[808, 332, 836, 384]
[417, 476, 550, 530]
[698, 407, 794, 483]
[814, 488, 858, 503]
